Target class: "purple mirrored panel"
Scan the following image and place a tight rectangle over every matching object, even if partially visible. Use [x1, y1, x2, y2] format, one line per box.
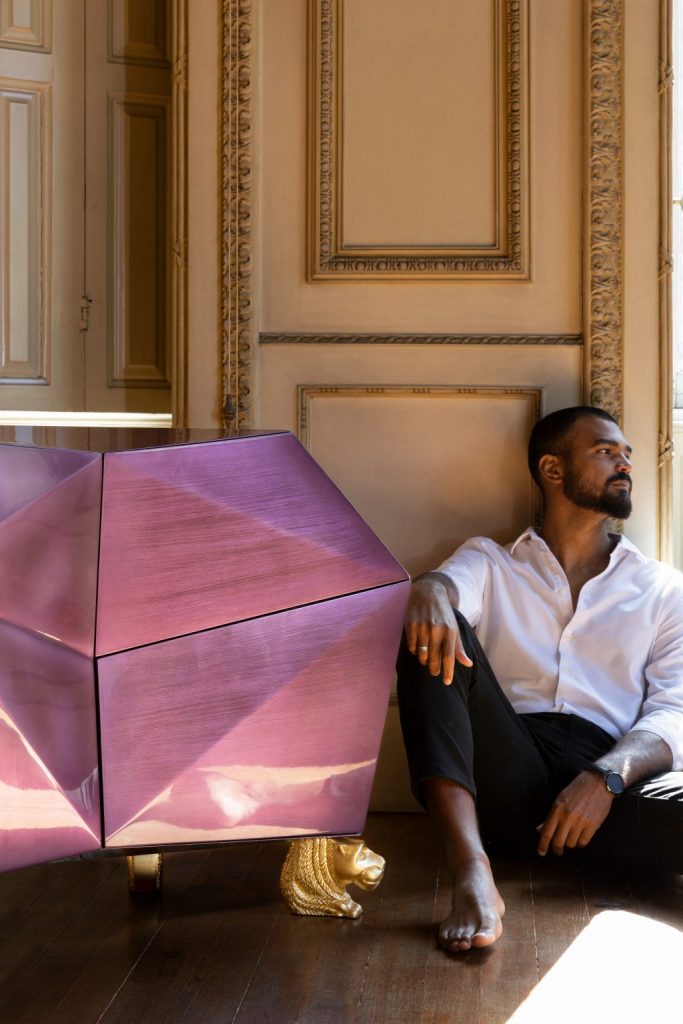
[0, 449, 101, 655]
[96, 434, 405, 656]
[98, 583, 409, 847]
[0, 622, 100, 873]
[0, 427, 408, 871]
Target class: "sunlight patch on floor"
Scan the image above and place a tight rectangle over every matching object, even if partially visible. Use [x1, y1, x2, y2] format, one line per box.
[506, 910, 683, 1023]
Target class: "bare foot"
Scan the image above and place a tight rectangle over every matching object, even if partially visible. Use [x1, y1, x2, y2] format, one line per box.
[438, 855, 505, 953]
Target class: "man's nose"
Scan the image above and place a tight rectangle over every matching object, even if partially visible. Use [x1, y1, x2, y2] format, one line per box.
[616, 451, 632, 473]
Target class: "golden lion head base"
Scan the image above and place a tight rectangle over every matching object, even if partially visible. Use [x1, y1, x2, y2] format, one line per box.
[280, 836, 385, 918]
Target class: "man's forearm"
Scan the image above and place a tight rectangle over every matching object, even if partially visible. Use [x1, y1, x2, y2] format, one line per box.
[537, 729, 673, 856]
[589, 728, 672, 788]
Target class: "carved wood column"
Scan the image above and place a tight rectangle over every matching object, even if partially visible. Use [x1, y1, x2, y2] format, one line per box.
[584, 0, 625, 421]
[221, 0, 254, 432]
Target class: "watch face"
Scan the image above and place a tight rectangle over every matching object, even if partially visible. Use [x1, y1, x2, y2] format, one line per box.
[605, 771, 625, 795]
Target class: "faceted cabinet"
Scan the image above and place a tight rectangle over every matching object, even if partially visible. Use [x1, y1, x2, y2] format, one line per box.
[0, 430, 409, 873]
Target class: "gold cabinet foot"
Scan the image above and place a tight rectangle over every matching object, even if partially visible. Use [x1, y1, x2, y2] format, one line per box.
[127, 853, 163, 894]
[279, 836, 385, 918]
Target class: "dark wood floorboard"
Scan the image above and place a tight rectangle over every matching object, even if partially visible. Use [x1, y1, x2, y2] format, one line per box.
[0, 814, 680, 1024]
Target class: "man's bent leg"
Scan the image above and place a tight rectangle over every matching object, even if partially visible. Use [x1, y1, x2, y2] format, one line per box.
[397, 614, 556, 850]
[397, 613, 555, 951]
[424, 777, 505, 951]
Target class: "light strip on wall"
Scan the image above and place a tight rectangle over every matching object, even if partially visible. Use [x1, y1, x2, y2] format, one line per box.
[0, 412, 173, 428]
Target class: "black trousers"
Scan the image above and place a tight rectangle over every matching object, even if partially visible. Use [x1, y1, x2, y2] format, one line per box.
[397, 612, 683, 872]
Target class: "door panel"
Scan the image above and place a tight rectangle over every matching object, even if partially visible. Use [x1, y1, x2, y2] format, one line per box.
[0, 0, 173, 416]
[0, 0, 84, 410]
[83, 0, 172, 412]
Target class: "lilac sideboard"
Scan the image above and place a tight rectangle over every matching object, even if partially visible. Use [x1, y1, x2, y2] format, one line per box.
[0, 428, 409, 873]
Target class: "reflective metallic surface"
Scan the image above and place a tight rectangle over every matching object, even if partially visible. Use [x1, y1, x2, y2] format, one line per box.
[0, 445, 101, 656]
[0, 429, 408, 870]
[0, 622, 100, 872]
[99, 584, 407, 846]
[96, 432, 402, 655]
[280, 837, 386, 918]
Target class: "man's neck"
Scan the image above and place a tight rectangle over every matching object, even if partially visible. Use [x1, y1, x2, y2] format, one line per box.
[538, 505, 616, 580]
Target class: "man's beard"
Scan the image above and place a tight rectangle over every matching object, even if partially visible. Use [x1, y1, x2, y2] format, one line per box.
[562, 464, 632, 519]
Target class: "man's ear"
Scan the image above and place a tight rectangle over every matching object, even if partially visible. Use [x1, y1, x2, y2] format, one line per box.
[538, 453, 563, 488]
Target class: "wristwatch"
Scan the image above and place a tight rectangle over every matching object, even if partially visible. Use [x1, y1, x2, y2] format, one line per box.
[585, 763, 625, 795]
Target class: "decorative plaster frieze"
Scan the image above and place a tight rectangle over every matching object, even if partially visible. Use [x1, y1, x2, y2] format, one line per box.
[220, 0, 253, 432]
[585, 0, 624, 421]
[260, 333, 582, 346]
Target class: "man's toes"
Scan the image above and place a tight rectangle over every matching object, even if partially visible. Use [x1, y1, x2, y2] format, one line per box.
[470, 928, 498, 948]
[439, 926, 469, 950]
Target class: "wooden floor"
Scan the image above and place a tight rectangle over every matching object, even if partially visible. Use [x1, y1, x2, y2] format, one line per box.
[0, 813, 681, 1024]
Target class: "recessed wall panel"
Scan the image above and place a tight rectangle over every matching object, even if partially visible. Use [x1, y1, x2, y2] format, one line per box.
[308, 0, 528, 278]
[298, 385, 541, 576]
[0, 81, 49, 382]
[110, 94, 170, 387]
[342, 0, 497, 248]
[110, 0, 169, 66]
[0, 0, 51, 52]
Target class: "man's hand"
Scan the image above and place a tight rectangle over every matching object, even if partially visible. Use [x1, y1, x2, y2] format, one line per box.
[404, 576, 472, 685]
[536, 771, 614, 856]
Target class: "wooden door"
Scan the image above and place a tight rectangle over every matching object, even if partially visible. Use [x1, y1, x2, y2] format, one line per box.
[84, 0, 172, 413]
[0, 0, 172, 416]
[0, 0, 85, 410]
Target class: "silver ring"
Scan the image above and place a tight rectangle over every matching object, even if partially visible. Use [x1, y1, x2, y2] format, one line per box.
[417, 645, 429, 652]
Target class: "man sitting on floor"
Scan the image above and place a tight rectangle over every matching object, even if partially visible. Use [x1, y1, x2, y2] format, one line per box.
[397, 406, 683, 954]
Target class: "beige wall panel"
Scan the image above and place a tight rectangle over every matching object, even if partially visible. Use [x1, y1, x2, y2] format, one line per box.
[110, 0, 169, 66]
[0, 0, 51, 52]
[259, 344, 581, 560]
[0, 80, 49, 381]
[341, 0, 497, 249]
[110, 95, 170, 387]
[299, 386, 540, 575]
[259, 0, 581, 331]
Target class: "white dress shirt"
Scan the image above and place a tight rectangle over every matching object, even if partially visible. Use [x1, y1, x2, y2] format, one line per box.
[437, 528, 683, 770]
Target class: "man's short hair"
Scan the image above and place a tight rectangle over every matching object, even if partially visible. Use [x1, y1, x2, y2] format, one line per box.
[527, 406, 618, 487]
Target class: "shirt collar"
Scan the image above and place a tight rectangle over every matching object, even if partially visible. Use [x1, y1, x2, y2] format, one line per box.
[510, 525, 643, 562]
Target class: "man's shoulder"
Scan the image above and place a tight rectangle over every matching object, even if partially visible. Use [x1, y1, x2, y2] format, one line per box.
[456, 532, 530, 563]
[619, 536, 683, 592]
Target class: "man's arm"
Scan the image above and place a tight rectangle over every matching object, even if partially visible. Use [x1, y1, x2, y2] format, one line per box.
[404, 573, 472, 686]
[536, 729, 673, 857]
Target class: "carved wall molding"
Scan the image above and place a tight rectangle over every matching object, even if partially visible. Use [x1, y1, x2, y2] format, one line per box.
[658, 0, 673, 560]
[299, 383, 541, 432]
[307, 0, 529, 280]
[584, 0, 624, 420]
[261, 333, 583, 346]
[220, 0, 253, 432]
